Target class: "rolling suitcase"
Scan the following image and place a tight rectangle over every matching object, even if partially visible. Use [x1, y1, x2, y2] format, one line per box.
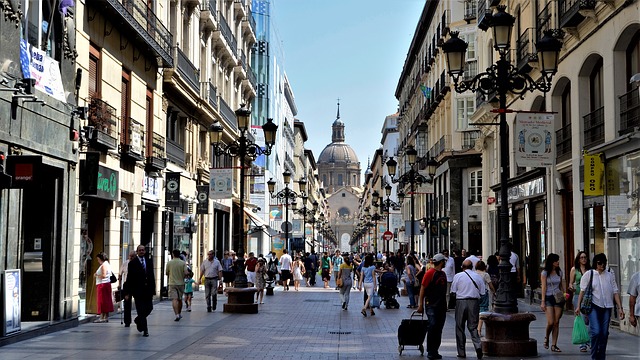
[397, 311, 429, 355]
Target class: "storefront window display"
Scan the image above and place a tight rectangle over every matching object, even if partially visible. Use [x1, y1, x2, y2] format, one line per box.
[605, 151, 640, 318]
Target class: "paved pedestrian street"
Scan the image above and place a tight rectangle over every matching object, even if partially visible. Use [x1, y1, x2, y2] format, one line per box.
[2, 284, 638, 359]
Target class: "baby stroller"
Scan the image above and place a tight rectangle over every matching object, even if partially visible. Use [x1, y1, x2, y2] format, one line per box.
[378, 271, 400, 309]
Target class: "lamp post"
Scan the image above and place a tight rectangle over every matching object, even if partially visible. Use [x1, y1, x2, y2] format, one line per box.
[209, 104, 277, 261]
[386, 145, 432, 254]
[381, 184, 400, 252]
[442, 5, 561, 356]
[442, 5, 561, 315]
[268, 171, 306, 252]
[295, 198, 318, 250]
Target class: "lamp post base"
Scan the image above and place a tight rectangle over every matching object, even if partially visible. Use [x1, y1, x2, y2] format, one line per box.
[223, 287, 258, 314]
[480, 312, 537, 357]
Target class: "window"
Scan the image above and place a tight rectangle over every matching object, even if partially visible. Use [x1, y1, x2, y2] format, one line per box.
[338, 174, 343, 186]
[22, 0, 59, 58]
[469, 170, 482, 205]
[590, 59, 604, 111]
[146, 88, 154, 156]
[456, 96, 476, 130]
[88, 44, 101, 99]
[120, 69, 131, 148]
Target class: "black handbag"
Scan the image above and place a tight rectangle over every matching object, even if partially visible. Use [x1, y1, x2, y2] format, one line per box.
[110, 273, 118, 283]
[580, 270, 594, 315]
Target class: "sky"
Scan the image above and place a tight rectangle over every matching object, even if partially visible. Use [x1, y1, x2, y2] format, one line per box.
[271, 0, 425, 178]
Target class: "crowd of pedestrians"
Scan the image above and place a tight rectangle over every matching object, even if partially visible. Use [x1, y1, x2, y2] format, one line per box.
[104, 244, 638, 360]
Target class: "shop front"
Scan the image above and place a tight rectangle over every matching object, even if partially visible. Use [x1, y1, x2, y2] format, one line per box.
[78, 153, 119, 315]
[602, 149, 640, 335]
[494, 169, 547, 300]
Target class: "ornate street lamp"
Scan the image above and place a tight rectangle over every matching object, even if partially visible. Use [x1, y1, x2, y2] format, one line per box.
[210, 105, 277, 286]
[386, 145, 432, 254]
[268, 171, 306, 251]
[442, 5, 561, 356]
[294, 196, 318, 250]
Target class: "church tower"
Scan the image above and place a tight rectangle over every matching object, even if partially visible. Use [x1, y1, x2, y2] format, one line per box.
[317, 102, 362, 195]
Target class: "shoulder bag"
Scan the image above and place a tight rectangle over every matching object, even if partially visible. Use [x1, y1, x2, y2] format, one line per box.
[110, 272, 118, 283]
[580, 270, 594, 315]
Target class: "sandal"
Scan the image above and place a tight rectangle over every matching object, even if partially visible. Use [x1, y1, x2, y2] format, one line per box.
[551, 345, 561, 353]
[361, 309, 367, 317]
[543, 338, 548, 349]
[370, 310, 375, 316]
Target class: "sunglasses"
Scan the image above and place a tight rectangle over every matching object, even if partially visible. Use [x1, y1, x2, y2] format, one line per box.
[596, 261, 606, 265]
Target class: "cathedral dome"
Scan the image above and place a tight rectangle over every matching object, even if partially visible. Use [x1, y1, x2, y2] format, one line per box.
[318, 142, 359, 164]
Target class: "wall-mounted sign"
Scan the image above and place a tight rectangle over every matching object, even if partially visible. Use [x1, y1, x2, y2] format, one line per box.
[142, 175, 159, 202]
[584, 153, 604, 196]
[196, 185, 209, 214]
[80, 152, 118, 201]
[514, 113, 556, 167]
[5, 155, 42, 188]
[209, 168, 232, 199]
[165, 172, 181, 207]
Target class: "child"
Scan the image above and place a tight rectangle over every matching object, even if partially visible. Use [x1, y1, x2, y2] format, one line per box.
[184, 271, 195, 312]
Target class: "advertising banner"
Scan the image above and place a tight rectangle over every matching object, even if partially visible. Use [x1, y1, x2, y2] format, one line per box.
[196, 185, 209, 214]
[209, 168, 233, 199]
[514, 112, 555, 167]
[3, 269, 21, 335]
[165, 172, 181, 207]
[20, 39, 66, 102]
[584, 153, 604, 196]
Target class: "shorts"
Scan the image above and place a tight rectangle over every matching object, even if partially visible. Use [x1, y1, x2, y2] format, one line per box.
[544, 295, 564, 307]
[281, 270, 291, 281]
[184, 291, 193, 297]
[247, 271, 256, 284]
[168, 285, 185, 300]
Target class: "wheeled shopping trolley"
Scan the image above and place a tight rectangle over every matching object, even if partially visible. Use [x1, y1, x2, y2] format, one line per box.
[397, 311, 429, 355]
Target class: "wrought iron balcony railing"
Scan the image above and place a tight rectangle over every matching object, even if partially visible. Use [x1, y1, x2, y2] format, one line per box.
[218, 97, 238, 131]
[619, 88, 640, 136]
[218, 12, 238, 58]
[583, 106, 605, 149]
[88, 97, 118, 150]
[176, 47, 200, 94]
[146, 132, 166, 171]
[120, 116, 145, 161]
[556, 123, 572, 163]
[92, 0, 173, 67]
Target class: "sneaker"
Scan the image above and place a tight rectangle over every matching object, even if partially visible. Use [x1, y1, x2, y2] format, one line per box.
[174, 316, 180, 321]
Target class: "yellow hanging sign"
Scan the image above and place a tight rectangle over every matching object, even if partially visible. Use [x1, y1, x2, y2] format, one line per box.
[584, 154, 604, 196]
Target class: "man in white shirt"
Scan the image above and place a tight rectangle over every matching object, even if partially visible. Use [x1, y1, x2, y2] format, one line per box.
[465, 250, 481, 270]
[279, 249, 293, 291]
[442, 250, 455, 309]
[451, 260, 486, 359]
[198, 250, 223, 312]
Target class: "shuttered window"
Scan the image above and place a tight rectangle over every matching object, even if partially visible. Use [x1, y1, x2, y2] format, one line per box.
[121, 70, 131, 144]
[146, 88, 153, 155]
[88, 44, 100, 99]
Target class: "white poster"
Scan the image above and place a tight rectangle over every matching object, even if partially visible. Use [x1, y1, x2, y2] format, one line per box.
[3, 269, 21, 335]
[514, 113, 555, 167]
[20, 39, 66, 102]
[209, 168, 233, 199]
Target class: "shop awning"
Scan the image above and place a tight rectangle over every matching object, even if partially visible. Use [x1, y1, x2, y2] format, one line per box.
[244, 207, 270, 229]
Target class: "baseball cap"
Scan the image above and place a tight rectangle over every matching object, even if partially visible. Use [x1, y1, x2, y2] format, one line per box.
[432, 253, 446, 262]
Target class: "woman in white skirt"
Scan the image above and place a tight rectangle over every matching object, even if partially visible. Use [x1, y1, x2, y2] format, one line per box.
[292, 256, 306, 291]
